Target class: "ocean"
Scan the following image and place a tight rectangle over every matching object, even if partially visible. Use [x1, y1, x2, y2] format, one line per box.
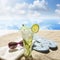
[0, 19, 60, 30]
[0, 19, 60, 37]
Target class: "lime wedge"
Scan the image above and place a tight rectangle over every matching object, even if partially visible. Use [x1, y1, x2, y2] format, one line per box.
[31, 24, 39, 33]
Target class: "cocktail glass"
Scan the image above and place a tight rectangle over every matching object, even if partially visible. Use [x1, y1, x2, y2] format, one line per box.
[21, 25, 33, 58]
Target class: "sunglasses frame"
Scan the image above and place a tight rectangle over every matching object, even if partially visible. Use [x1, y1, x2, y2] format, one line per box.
[8, 41, 23, 49]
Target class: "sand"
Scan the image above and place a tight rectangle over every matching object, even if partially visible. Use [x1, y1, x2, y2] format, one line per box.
[0, 30, 60, 60]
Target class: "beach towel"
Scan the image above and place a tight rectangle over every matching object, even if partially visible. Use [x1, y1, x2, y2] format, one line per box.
[0, 46, 24, 60]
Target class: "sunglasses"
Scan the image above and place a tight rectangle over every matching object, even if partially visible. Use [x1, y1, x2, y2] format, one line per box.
[8, 41, 23, 49]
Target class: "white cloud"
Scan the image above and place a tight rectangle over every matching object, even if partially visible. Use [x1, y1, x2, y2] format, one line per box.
[29, 0, 48, 12]
[0, 0, 49, 16]
[0, 0, 8, 6]
[0, 0, 28, 15]
[0, 0, 60, 22]
[11, 2, 28, 15]
[55, 4, 60, 16]
[58, 22, 60, 24]
[15, 3, 28, 10]
[56, 4, 60, 7]
[55, 9, 60, 15]
[11, 0, 49, 16]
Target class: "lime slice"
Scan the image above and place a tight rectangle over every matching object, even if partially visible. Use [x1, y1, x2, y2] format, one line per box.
[31, 24, 39, 33]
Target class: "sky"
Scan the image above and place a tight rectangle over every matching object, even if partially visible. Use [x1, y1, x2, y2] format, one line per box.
[0, 0, 60, 30]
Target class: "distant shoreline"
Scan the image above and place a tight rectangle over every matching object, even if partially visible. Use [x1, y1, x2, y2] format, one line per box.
[0, 29, 60, 37]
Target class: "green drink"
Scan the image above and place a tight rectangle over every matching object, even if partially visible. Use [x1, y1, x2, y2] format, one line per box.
[21, 24, 39, 60]
[21, 25, 33, 57]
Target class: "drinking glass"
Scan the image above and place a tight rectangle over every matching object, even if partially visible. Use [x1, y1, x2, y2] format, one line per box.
[21, 25, 33, 58]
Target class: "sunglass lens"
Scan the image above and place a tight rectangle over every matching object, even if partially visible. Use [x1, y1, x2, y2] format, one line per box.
[8, 42, 17, 49]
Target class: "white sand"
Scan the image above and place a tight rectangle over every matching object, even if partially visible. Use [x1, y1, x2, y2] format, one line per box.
[0, 30, 18, 37]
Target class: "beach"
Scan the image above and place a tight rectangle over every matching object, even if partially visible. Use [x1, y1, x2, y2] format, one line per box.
[0, 30, 60, 60]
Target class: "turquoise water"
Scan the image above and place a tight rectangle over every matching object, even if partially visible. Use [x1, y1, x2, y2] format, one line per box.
[0, 19, 60, 30]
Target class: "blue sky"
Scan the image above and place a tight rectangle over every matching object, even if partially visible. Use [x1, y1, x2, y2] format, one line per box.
[0, 0, 60, 30]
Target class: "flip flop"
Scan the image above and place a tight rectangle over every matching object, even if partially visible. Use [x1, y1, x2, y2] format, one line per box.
[33, 35, 57, 50]
[33, 41, 49, 52]
[46, 40, 58, 50]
